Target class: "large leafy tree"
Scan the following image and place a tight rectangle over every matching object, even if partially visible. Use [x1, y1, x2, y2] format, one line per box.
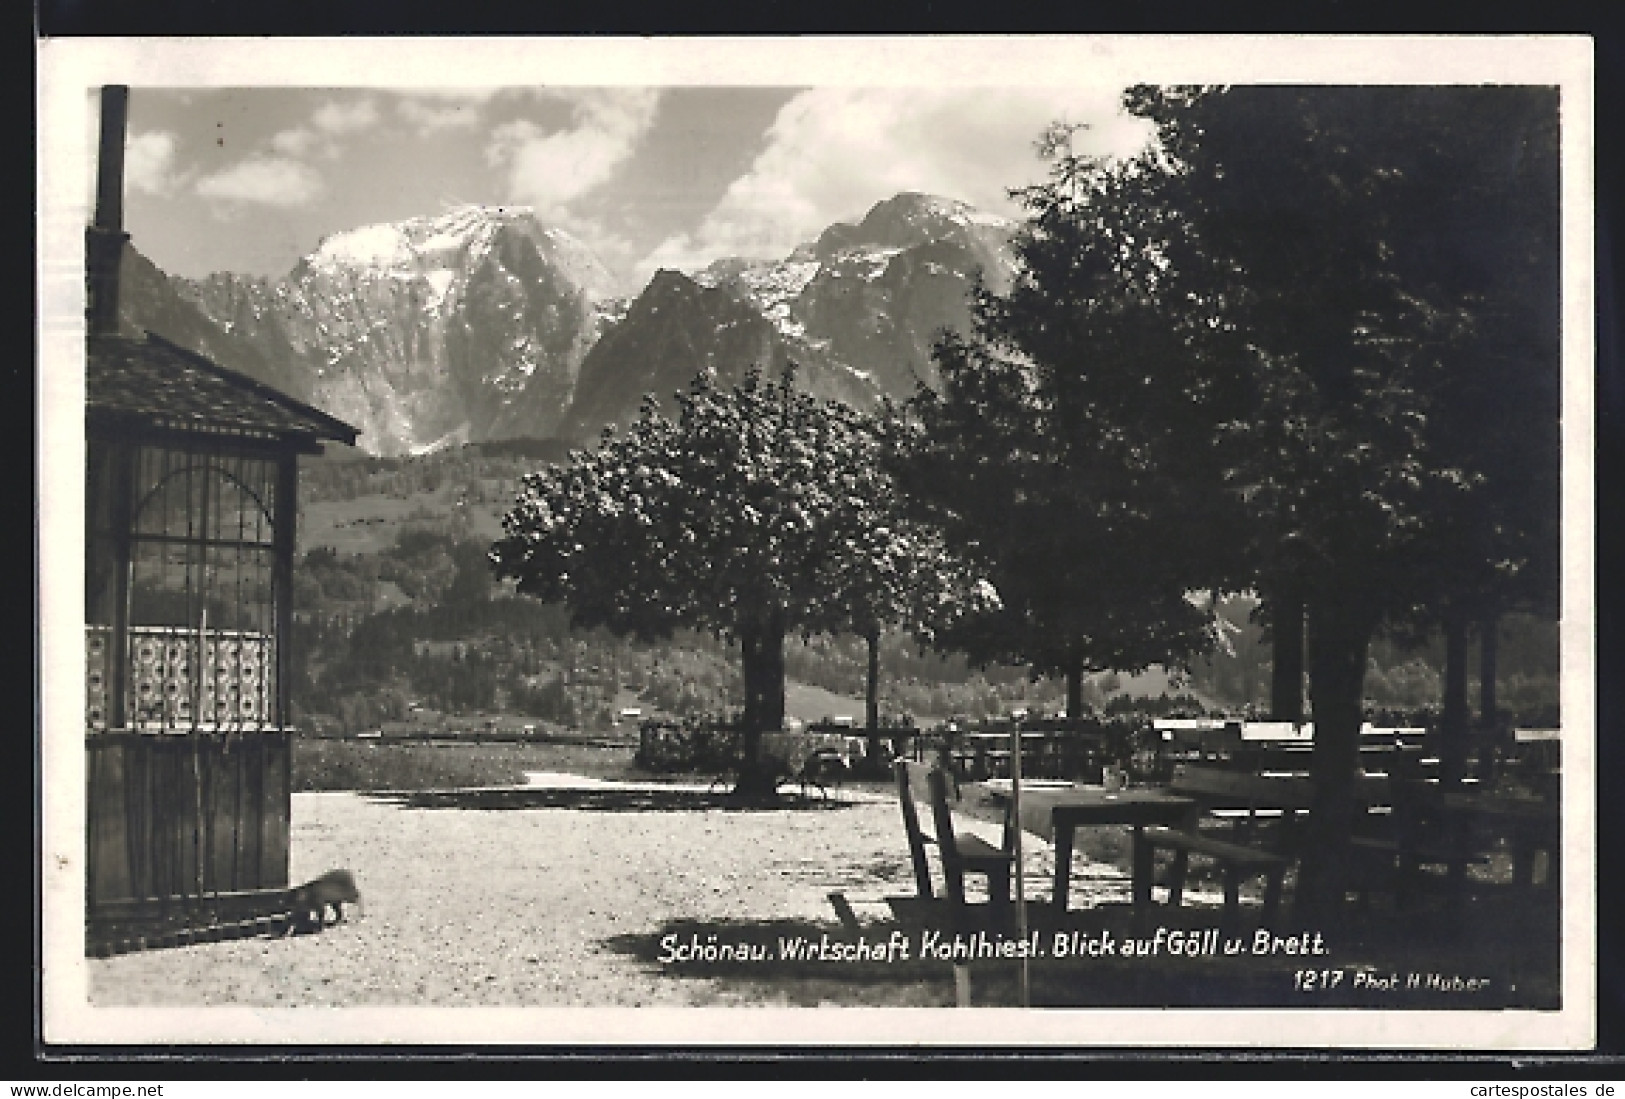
[1120, 85, 1560, 911]
[900, 85, 1557, 913]
[892, 125, 1250, 718]
[822, 405, 1001, 756]
[491, 366, 993, 795]
[1368, 89, 1562, 775]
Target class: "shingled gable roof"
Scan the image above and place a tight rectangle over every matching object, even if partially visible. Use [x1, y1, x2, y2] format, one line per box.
[86, 330, 360, 450]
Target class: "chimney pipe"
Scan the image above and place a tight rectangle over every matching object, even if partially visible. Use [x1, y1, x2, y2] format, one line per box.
[86, 84, 130, 338]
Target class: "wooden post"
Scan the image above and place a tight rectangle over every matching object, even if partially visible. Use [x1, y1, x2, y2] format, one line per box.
[864, 628, 882, 765]
[108, 440, 135, 732]
[1270, 589, 1305, 724]
[274, 451, 298, 728]
[1440, 611, 1470, 787]
[268, 451, 299, 890]
[1479, 612, 1500, 729]
[1010, 716, 1029, 1008]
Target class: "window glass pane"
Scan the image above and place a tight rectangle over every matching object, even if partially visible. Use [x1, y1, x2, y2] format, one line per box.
[84, 439, 118, 627]
[117, 444, 285, 729]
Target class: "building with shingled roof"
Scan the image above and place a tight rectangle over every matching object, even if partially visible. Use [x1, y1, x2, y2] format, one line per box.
[83, 86, 359, 950]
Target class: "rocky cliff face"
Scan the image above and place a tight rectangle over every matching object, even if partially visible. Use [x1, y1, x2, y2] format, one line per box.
[560, 268, 879, 440]
[116, 193, 1017, 453]
[563, 192, 1017, 439]
[156, 205, 620, 455]
[115, 245, 306, 398]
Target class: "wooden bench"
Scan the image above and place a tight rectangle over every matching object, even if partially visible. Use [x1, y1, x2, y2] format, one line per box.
[1133, 765, 1316, 930]
[1345, 778, 1494, 913]
[895, 760, 1015, 912]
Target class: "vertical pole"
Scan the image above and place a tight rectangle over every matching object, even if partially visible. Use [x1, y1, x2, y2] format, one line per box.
[87, 85, 130, 339]
[192, 732, 205, 906]
[1271, 587, 1306, 725]
[196, 606, 208, 734]
[272, 451, 297, 890]
[273, 451, 298, 728]
[865, 628, 881, 764]
[1010, 715, 1029, 1008]
[93, 86, 128, 235]
[193, 606, 207, 904]
[108, 442, 135, 731]
[1440, 610, 1470, 787]
[1479, 612, 1501, 736]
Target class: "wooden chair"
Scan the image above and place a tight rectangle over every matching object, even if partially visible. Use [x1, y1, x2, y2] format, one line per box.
[891, 760, 1019, 1008]
[894, 760, 1015, 911]
[895, 759, 939, 902]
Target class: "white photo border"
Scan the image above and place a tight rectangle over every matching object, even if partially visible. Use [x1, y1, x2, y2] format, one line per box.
[36, 34, 1598, 1051]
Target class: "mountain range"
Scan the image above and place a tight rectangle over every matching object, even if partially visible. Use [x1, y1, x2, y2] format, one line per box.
[113, 193, 1020, 456]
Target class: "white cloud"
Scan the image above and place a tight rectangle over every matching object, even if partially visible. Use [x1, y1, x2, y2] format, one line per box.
[195, 156, 325, 208]
[398, 98, 483, 133]
[548, 211, 640, 295]
[125, 130, 181, 196]
[269, 97, 381, 161]
[394, 89, 499, 133]
[312, 98, 380, 136]
[484, 88, 662, 218]
[402, 89, 502, 103]
[636, 87, 1156, 281]
[269, 127, 320, 158]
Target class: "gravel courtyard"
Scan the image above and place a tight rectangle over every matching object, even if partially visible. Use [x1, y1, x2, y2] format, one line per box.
[87, 772, 1138, 1009]
[85, 768, 1556, 1012]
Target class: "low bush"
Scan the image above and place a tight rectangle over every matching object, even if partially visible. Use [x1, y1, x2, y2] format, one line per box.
[292, 738, 635, 792]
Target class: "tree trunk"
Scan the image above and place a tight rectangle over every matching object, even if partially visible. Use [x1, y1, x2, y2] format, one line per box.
[736, 611, 787, 798]
[864, 627, 882, 763]
[1270, 586, 1306, 723]
[1479, 611, 1500, 732]
[1438, 608, 1471, 787]
[1065, 648, 1086, 722]
[1293, 589, 1379, 921]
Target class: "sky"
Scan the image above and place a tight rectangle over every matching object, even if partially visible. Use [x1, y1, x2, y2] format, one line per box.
[119, 85, 1158, 294]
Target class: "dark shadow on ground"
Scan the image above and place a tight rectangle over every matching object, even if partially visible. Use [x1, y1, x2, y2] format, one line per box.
[364, 787, 862, 812]
[601, 894, 1562, 1009]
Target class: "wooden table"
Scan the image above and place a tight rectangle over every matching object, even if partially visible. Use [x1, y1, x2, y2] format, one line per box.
[1441, 790, 1561, 889]
[968, 783, 1196, 911]
[955, 731, 1067, 779]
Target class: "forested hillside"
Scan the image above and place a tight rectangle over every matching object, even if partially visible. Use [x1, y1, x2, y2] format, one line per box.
[288, 442, 1559, 735]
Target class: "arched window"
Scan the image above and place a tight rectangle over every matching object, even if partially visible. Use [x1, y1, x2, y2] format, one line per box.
[87, 441, 288, 732]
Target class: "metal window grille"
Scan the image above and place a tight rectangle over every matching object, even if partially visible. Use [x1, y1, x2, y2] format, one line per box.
[86, 442, 285, 732]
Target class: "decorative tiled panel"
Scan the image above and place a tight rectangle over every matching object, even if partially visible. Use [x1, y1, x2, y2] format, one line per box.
[127, 628, 193, 728]
[201, 633, 273, 726]
[86, 626, 111, 731]
[117, 626, 276, 731]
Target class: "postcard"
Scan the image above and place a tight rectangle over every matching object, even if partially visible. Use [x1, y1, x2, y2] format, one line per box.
[36, 34, 1596, 1051]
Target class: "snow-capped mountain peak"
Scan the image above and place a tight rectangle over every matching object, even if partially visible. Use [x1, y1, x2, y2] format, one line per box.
[129, 192, 1018, 454]
[309, 221, 414, 272]
[307, 204, 540, 279]
[166, 203, 618, 455]
[563, 192, 1020, 438]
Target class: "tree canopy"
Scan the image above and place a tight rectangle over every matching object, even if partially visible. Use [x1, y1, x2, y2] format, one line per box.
[1117, 84, 1561, 910]
[891, 122, 1253, 716]
[897, 85, 1560, 911]
[1124, 85, 1559, 627]
[491, 366, 995, 793]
